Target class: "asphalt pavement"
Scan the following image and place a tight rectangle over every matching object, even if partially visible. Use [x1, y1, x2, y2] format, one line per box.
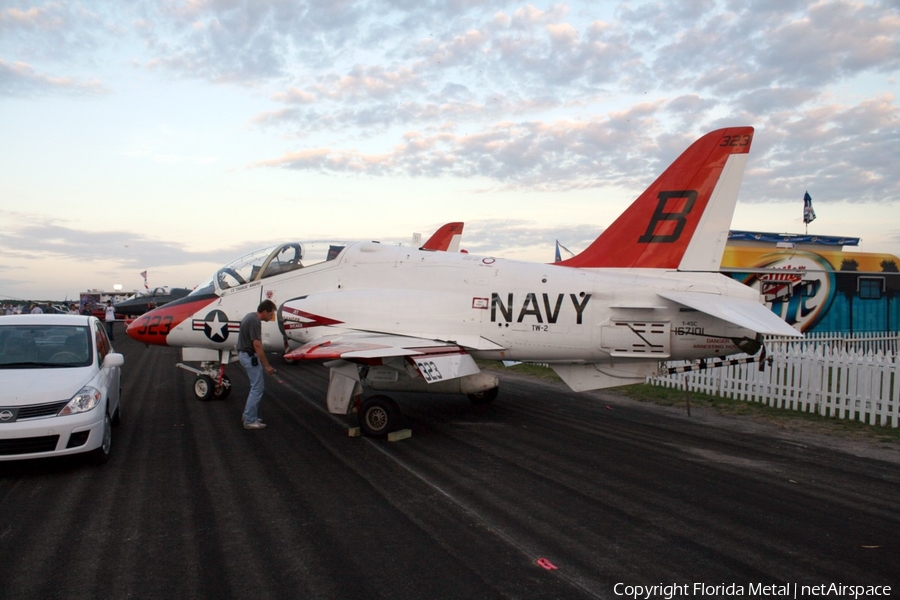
[2, 330, 898, 600]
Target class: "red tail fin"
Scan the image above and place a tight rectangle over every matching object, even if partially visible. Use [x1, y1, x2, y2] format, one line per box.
[421, 222, 464, 252]
[557, 127, 753, 270]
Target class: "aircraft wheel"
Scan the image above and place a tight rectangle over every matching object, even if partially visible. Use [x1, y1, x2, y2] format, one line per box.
[359, 395, 400, 437]
[468, 386, 499, 405]
[194, 375, 215, 401]
[214, 374, 232, 400]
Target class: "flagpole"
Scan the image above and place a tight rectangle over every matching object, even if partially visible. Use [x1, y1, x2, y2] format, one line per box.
[802, 191, 815, 234]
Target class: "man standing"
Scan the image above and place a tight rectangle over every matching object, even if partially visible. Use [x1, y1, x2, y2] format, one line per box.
[104, 300, 116, 340]
[237, 300, 277, 429]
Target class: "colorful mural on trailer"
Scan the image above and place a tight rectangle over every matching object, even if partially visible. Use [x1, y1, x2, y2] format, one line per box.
[722, 231, 900, 334]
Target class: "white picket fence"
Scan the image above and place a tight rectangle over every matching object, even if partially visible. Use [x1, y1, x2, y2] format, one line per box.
[786, 331, 899, 355]
[650, 335, 900, 428]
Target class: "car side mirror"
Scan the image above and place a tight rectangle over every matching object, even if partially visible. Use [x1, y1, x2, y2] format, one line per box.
[103, 353, 125, 368]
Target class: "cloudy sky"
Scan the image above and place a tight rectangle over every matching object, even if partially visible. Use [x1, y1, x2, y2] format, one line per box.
[1, 0, 898, 301]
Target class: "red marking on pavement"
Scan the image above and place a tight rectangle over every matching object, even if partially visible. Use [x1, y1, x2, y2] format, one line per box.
[536, 558, 558, 570]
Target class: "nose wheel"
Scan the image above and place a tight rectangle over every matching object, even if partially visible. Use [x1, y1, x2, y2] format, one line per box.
[194, 374, 232, 401]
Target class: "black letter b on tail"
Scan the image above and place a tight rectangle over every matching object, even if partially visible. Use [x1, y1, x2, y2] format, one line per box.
[638, 190, 697, 243]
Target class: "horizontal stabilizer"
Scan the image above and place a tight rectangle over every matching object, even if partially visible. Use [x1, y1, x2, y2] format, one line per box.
[658, 291, 801, 337]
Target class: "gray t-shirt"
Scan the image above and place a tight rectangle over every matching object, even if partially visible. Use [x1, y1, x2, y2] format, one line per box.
[236, 312, 261, 353]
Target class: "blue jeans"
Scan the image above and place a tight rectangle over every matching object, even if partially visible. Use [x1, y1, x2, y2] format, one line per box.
[239, 353, 264, 424]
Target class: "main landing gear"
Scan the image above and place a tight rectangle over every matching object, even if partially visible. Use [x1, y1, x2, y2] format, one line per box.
[357, 395, 400, 436]
[354, 388, 499, 437]
[466, 386, 499, 404]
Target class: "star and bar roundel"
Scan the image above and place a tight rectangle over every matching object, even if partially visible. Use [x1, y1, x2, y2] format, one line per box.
[192, 310, 240, 343]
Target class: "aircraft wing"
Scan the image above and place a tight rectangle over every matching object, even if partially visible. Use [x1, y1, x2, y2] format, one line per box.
[284, 333, 483, 381]
[658, 291, 801, 337]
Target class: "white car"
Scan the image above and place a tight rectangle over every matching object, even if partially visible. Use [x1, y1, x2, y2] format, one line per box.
[0, 314, 124, 464]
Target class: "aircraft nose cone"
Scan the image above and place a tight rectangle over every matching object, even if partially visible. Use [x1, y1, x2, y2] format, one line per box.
[126, 295, 217, 346]
[126, 309, 174, 345]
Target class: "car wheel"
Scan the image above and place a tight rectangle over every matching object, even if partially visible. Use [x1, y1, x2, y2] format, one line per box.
[112, 402, 121, 426]
[90, 412, 112, 465]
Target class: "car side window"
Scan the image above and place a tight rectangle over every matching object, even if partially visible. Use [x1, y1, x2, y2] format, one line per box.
[94, 321, 111, 363]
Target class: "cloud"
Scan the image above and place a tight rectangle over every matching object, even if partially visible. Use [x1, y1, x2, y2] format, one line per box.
[250, 107, 673, 190]
[137, 0, 380, 82]
[2, 0, 897, 300]
[740, 94, 900, 203]
[0, 58, 106, 96]
[243, 1, 898, 156]
[0, 1, 119, 61]
[0, 211, 234, 269]
[249, 5, 635, 134]
[459, 218, 600, 259]
[754, 1, 900, 85]
[251, 87, 900, 208]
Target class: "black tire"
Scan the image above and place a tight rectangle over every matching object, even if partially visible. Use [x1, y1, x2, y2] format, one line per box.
[111, 399, 121, 426]
[90, 412, 112, 465]
[468, 386, 499, 404]
[194, 375, 215, 401]
[359, 395, 400, 437]
[214, 374, 232, 400]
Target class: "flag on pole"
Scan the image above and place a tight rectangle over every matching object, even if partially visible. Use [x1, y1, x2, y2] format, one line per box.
[803, 191, 816, 225]
[554, 240, 574, 262]
[140, 270, 148, 290]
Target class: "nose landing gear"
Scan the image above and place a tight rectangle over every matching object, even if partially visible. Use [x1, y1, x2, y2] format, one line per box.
[193, 373, 232, 400]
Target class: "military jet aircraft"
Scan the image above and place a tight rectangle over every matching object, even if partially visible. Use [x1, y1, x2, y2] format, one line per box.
[114, 287, 192, 318]
[128, 127, 799, 435]
[127, 222, 466, 402]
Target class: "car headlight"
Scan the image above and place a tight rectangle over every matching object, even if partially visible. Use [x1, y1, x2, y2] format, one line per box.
[59, 386, 103, 415]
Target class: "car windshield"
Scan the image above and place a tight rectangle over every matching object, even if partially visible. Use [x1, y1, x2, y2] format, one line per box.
[189, 241, 348, 297]
[0, 325, 92, 368]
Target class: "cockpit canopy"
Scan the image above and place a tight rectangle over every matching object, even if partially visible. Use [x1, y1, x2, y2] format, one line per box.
[190, 242, 346, 297]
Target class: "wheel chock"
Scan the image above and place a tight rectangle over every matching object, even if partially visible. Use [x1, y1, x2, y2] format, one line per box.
[387, 429, 412, 442]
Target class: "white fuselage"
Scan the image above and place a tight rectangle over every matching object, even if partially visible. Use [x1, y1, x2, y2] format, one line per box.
[166, 242, 762, 365]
